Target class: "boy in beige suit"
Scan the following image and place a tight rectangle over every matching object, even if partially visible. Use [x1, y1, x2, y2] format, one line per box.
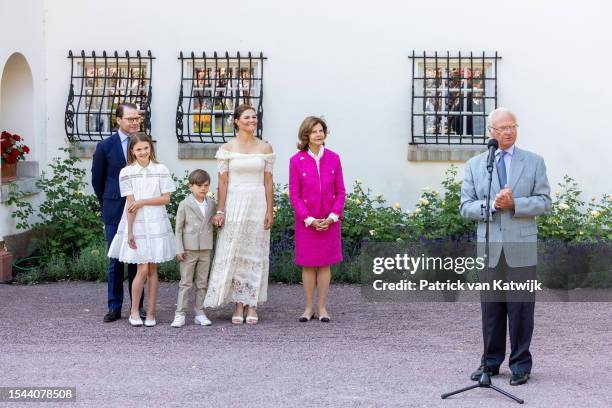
[171, 169, 216, 327]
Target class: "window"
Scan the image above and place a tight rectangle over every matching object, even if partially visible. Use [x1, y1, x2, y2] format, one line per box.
[409, 51, 501, 145]
[176, 52, 265, 143]
[65, 50, 153, 142]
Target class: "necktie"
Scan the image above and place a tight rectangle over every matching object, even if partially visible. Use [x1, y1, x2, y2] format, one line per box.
[497, 151, 507, 188]
[122, 138, 128, 161]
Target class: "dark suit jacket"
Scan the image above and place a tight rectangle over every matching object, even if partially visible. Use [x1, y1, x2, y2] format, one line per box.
[92, 132, 128, 225]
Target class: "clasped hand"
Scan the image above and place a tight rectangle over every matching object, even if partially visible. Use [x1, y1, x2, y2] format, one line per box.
[494, 187, 515, 210]
[312, 218, 333, 231]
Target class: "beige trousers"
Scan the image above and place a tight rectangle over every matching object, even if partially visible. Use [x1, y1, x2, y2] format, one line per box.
[175, 250, 211, 316]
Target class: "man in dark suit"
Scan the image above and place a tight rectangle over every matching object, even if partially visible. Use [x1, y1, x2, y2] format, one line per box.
[460, 107, 551, 386]
[92, 102, 144, 322]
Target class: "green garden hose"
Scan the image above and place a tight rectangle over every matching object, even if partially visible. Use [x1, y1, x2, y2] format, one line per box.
[13, 256, 42, 271]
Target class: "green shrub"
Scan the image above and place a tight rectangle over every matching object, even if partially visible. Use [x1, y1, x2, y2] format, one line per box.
[538, 175, 612, 242]
[8, 147, 104, 260]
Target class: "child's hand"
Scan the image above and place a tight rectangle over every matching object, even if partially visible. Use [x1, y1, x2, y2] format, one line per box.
[128, 200, 143, 213]
[128, 233, 137, 249]
[176, 253, 185, 262]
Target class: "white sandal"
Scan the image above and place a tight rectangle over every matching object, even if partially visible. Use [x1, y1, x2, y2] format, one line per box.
[246, 307, 258, 325]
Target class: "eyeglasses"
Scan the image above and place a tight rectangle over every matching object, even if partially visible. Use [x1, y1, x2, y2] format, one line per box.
[123, 117, 141, 123]
[490, 124, 518, 132]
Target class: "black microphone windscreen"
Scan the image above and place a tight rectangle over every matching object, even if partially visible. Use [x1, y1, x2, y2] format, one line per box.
[487, 139, 499, 149]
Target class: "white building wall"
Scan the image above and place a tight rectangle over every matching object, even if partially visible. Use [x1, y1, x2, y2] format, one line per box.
[2, 0, 611, 241]
[0, 0, 46, 240]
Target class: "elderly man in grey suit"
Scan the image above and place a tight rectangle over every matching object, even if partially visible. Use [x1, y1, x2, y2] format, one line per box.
[460, 107, 551, 386]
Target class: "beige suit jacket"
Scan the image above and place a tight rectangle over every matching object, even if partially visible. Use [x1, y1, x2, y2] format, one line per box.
[175, 195, 216, 253]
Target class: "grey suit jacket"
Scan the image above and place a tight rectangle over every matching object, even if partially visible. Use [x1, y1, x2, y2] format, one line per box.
[175, 195, 216, 253]
[460, 146, 551, 267]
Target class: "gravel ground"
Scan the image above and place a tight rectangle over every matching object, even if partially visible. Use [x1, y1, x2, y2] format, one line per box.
[0, 282, 611, 408]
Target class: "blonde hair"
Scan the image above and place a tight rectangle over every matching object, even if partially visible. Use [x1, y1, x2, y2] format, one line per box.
[297, 116, 327, 151]
[127, 132, 158, 165]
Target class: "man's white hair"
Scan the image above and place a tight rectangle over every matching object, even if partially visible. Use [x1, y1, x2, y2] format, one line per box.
[487, 107, 517, 136]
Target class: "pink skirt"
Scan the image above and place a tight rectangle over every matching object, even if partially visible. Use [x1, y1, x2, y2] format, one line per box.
[294, 215, 342, 267]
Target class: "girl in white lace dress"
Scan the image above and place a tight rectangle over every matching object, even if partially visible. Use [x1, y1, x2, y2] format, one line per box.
[107, 133, 176, 327]
[203, 104, 275, 325]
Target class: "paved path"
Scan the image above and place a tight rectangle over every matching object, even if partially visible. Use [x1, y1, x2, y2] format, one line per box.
[1, 282, 611, 407]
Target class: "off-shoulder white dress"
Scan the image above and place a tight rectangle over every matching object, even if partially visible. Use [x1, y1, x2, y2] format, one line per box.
[203, 148, 275, 307]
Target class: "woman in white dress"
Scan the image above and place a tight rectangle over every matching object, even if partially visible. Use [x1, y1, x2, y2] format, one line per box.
[203, 104, 275, 325]
[107, 133, 176, 327]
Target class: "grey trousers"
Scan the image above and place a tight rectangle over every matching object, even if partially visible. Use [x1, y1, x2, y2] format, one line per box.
[175, 250, 211, 316]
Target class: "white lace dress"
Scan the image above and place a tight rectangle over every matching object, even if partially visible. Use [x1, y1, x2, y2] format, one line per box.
[203, 148, 275, 307]
[107, 161, 176, 264]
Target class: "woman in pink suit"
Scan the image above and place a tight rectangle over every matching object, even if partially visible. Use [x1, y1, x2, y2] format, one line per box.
[289, 116, 346, 323]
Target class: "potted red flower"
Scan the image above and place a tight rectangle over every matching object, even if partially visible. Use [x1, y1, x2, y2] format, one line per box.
[1, 131, 30, 182]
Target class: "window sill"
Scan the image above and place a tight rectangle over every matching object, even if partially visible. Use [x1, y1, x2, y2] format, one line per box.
[178, 143, 223, 159]
[1, 161, 40, 203]
[407, 144, 486, 162]
[70, 142, 96, 159]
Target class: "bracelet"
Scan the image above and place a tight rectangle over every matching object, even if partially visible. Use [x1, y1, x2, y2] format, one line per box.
[216, 210, 225, 215]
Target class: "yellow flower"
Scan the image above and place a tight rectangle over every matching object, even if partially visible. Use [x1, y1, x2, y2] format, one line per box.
[376, 193, 383, 199]
[273, 206, 278, 213]
[554, 191, 560, 196]
[283, 190, 289, 196]
[355, 179, 363, 185]
[414, 208, 421, 214]
[355, 199, 362, 205]
[558, 203, 570, 210]
[431, 191, 439, 196]
[591, 197, 596, 202]
[206, 191, 215, 198]
[590, 210, 600, 217]
[418, 198, 429, 206]
[607, 196, 612, 202]
[76, 190, 84, 196]
[369, 229, 375, 236]
[393, 202, 401, 210]
[91, 249, 100, 256]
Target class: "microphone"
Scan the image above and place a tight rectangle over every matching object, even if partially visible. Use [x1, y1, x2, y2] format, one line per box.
[486, 138, 498, 173]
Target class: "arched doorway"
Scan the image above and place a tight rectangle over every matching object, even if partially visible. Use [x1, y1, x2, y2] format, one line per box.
[1, 52, 35, 162]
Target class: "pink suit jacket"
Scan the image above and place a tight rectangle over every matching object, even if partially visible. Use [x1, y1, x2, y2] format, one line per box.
[289, 148, 346, 221]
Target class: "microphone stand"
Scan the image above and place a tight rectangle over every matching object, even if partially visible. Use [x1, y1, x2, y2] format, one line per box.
[441, 156, 524, 404]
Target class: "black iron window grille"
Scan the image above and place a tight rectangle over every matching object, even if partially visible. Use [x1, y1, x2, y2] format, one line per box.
[65, 50, 154, 142]
[176, 51, 265, 143]
[409, 51, 501, 145]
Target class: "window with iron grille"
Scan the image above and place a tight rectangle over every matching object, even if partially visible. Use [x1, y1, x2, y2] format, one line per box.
[409, 51, 501, 145]
[65, 50, 153, 142]
[176, 52, 265, 143]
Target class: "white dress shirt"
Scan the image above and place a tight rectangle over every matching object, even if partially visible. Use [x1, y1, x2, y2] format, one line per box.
[117, 129, 130, 161]
[191, 195, 208, 216]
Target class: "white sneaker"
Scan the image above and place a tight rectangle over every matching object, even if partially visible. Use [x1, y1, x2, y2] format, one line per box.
[170, 314, 186, 328]
[194, 314, 212, 326]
